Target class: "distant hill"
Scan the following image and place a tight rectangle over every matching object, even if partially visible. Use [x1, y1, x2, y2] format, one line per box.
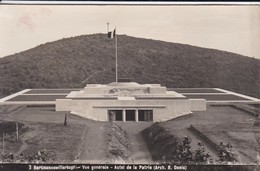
[0, 34, 259, 98]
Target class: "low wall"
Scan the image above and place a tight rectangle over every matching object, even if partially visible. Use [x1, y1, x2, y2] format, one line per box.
[230, 104, 259, 117]
[189, 125, 238, 162]
[190, 99, 207, 111]
[189, 125, 218, 150]
[56, 99, 193, 122]
[56, 99, 72, 111]
[149, 87, 167, 94]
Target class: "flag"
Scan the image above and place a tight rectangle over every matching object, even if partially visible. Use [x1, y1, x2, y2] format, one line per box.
[108, 29, 116, 39]
[113, 29, 116, 38]
[108, 31, 112, 38]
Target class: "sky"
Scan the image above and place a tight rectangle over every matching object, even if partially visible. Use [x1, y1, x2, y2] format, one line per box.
[0, 5, 259, 58]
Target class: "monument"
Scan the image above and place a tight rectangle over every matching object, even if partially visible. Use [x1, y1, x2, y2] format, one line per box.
[56, 82, 206, 122]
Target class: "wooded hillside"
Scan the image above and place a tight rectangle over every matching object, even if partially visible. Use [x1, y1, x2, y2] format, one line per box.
[0, 34, 259, 98]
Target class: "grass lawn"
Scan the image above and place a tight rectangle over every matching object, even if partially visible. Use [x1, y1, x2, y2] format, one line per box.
[13, 106, 67, 123]
[0, 107, 87, 163]
[184, 94, 250, 101]
[7, 95, 67, 101]
[159, 105, 257, 164]
[192, 123, 259, 164]
[24, 89, 80, 94]
[0, 121, 28, 157]
[20, 122, 86, 162]
[168, 88, 223, 93]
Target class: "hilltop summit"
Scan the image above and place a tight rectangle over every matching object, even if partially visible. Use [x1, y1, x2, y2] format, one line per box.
[0, 34, 259, 98]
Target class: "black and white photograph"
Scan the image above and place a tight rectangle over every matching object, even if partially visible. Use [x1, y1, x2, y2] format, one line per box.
[0, 2, 259, 170]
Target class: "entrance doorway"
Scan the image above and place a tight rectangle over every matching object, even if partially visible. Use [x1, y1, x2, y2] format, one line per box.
[126, 110, 135, 121]
[108, 110, 123, 121]
[138, 110, 153, 121]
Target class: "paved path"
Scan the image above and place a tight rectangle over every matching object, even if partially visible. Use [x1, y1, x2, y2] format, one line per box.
[76, 121, 154, 164]
[115, 122, 154, 164]
[78, 121, 109, 163]
[130, 132, 154, 164]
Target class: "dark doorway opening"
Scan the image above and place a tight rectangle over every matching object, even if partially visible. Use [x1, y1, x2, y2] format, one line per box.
[115, 110, 123, 121]
[108, 110, 123, 121]
[126, 110, 135, 121]
[138, 110, 153, 121]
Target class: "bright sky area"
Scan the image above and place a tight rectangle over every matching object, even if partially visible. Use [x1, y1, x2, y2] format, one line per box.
[0, 5, 259, 58]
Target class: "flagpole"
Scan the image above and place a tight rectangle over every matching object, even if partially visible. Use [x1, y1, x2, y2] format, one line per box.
[107, 22, 110, 32]
[115, 27, 118, 82]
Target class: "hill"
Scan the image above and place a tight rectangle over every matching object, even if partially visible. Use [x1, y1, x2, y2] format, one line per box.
[0, 34, 259, 98]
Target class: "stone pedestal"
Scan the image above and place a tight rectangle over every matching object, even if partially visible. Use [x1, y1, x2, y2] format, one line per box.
[122, 110, 126, 122]
[135, 109, 138, 122]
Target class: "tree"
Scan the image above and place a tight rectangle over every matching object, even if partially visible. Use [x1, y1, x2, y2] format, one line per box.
[176, 136, 193, 163]
[64, 114, 68, 126]
[194, 141, 212, 163]
[217, 142, 235, 163]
